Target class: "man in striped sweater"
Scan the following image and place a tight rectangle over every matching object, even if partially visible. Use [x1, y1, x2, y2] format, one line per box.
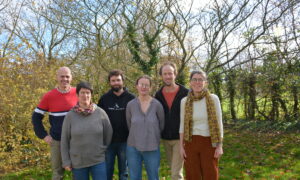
[32, 67, 77, 180]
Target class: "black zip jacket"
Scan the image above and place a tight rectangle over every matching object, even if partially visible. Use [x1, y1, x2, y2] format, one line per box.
[98, 89, 135, 143]
[155, 84, 189, 140]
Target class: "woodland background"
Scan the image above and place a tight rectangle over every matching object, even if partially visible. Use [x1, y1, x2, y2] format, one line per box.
[0, 0, 299, 179]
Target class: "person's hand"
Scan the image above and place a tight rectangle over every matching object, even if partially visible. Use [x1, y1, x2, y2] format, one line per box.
[64, 166, 72, 171]
[180, 144, 187, 160]
[43, 135, 53, 145]
[214, 146, 223, 159]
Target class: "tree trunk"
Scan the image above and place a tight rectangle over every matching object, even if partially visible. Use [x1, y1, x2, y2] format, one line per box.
[212, 73, 223, 103]
[269, 82, 280, 121]
[242, 82, 249, 119]
[291, 84, 299, 120]
[248, 74, 256, 120]
[227, 71, 237, 121]
[211, 73, 224, 122]
[278, 97, 289, 120]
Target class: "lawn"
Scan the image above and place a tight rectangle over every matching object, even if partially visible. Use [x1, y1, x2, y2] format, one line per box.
[1, 128, 300, 180]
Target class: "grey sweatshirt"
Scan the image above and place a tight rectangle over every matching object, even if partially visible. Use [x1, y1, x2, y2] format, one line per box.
[61, 105, 113, 169]
[126, 98, 165, 151]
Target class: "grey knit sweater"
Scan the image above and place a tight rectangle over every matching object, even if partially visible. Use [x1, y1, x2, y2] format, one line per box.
[61, 105, 113, 168]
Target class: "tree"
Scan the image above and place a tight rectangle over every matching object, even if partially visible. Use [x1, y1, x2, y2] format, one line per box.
[123, 0, 167, 75]
[162, 0, 204, 84]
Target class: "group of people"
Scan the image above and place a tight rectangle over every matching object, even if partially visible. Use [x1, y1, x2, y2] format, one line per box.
[32, 62, 223, 180]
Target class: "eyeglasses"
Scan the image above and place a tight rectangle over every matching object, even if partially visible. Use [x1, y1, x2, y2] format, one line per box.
[138, 83, 150, 88]
[191, 78, 205, 82]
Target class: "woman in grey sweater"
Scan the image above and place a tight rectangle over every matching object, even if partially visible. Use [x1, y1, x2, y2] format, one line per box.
[126, 75, 165, 180]
[61, 81, 113, 180]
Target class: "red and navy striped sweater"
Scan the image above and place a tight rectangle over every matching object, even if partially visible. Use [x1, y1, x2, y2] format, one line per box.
[32, 88, 77, 141]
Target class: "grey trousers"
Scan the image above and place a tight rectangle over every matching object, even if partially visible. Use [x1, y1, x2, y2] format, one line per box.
[50, 139, 64, 180]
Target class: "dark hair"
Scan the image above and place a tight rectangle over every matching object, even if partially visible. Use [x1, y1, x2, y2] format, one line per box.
[135, 75, 152, 86]
[76, 81, 93, 94]
[108, 69, 124, 82]
[189, 70, 207, 81]
[159, 61, 178, 76]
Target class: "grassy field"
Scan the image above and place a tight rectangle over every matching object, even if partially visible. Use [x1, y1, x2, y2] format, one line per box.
[1, 128, 300, 180]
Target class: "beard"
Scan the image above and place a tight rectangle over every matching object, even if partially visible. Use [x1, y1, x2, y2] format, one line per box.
[111, 86, 122, 92]
[164, 81, 172, 86]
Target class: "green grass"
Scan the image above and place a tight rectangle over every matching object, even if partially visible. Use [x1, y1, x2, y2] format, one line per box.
[219, 129, 300, 179]
[1, 128, 300, 180]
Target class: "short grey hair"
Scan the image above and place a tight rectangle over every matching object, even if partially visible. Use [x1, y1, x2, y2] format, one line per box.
[189, 70, 207, 81]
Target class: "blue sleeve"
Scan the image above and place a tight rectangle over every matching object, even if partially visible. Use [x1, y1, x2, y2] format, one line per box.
[32, 108, 48, 139]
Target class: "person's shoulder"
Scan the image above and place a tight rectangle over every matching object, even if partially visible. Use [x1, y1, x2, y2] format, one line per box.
[152, 98, 163, 106]
[94, 105, 101, 110]
[93, 105, 108, 116]
[181, 96, 187, 103]
[177, 84, 189, 95]
[45, 88, 57, 94]
[95, 105, 105, 113]
[67, 87, 77, 96]
[98, 91, 112, 102]
[65, 108, 76, 117]
[124, 90, 135, 99]
[154, 87, 164, 100]
[155, 86, 163, 94]
[210, 94, 220, 101]
[42, 88, 58, 98]
[152, 98, 160, 104]
[101, 90, 111, 98]
[70, 87, 76, 92]
[151, 98, 164, 110]
[92, 106, 109, 120]
[46, 87, 76, 96]
[127, 98, 137, 106]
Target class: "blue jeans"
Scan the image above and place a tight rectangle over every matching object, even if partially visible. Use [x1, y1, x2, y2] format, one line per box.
[72, 162, 107, 180]
[126, 146, 160, 180]
[105, 142, 128, 180]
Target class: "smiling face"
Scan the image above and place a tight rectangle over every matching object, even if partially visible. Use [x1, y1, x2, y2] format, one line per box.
[136, 78, 151, 96]
[161, 65, 176, 86]
[78, 88, 92, 106]
[190, 73, 207, 93]
[109, 75, 124, 92]
[56, 67, 72, 90]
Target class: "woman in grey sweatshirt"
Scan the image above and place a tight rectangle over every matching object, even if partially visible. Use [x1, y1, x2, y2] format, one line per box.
[61, 81, 112, 180]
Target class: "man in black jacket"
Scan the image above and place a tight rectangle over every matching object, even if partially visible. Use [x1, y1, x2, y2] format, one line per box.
[155, 62, 189, 180]
[98, 70, 135, 180]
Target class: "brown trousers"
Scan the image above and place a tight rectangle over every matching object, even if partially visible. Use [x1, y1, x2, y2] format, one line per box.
[184, 135, 218, 180]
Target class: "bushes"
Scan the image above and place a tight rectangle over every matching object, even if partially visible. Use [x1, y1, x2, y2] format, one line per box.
[0, 58, 59, 173]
